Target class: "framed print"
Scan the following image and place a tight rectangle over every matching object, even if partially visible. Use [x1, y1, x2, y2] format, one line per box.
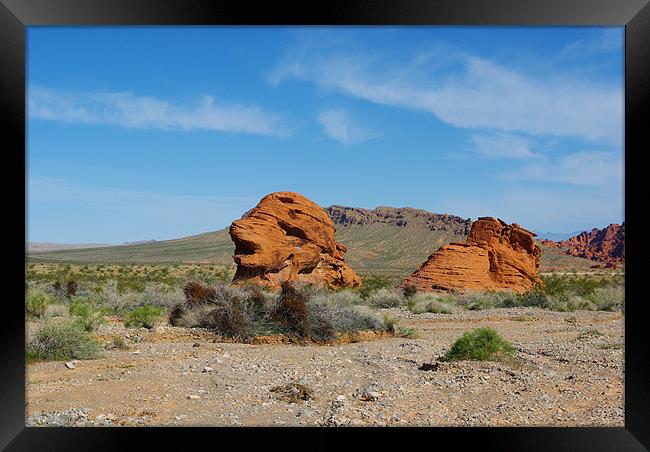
[1, 0, 648, 450]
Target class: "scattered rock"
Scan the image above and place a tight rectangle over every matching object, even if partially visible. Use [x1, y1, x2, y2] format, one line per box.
[202, 366, 214, 373]
[64, 361, 76, 369]
[187, 395, 201, 400]
[357, 389, 381, 401]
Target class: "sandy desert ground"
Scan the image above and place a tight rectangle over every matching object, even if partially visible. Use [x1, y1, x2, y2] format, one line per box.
[25, 306, 624, 427]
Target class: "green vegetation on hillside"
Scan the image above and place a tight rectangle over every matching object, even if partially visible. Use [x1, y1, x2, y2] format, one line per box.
[28, 229, 235, 265]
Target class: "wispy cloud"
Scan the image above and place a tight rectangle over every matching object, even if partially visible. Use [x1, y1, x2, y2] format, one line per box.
[317, 109, 378, 145]
[471, 133, 537, 159]
[269, 48, 622, 144]
[562, 28, 623, 57]
[29, 86, 289, 137]
[506, 151, 623, 187]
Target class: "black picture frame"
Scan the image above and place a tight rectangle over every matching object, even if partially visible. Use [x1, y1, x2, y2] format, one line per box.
[1, 0, 648, 450]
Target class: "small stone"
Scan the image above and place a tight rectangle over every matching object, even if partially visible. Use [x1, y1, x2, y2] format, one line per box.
[359, 390, 381, 402]
[64, 361, 75, 369]
[187, 395, 201, 400]
[336, 395, 346, 401]
[202, 367, 214, 373]
[132, 350, 141, 355]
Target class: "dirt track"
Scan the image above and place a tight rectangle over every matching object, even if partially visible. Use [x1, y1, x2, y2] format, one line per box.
[26, 307, 624, 426]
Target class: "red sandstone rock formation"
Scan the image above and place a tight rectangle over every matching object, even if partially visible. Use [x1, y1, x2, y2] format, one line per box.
[229, 192, 361, 289]
[556, 223, 624, 265]
[401, 217, 542, 294]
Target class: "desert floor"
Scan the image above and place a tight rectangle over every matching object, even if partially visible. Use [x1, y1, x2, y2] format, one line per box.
[26, 307, 624, 427]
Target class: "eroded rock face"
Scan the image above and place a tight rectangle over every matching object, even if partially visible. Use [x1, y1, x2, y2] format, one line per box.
[559, 223, 624, 265]
[401, 217, 542, 294]
[229, 192, 361, 289]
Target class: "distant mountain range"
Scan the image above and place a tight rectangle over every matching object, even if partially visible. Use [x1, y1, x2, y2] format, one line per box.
[27, 205, 601, 278]
[27, 239, 157, 252]
[27, 242, 112, 252]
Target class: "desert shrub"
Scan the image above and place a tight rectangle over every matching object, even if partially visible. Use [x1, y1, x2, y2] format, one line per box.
[567, 295, 597, 311]
[44, 304, 69, 318]
[307, 303, 385, 340]
[402, 284, 418, 299]
[382, 315, 397, 333]
[66, 280, 78, 297]
[357, 275, 394, 299]
[272, 282, 311, 337]
[26, 320, 102, 362]
[26, 290, 51, 319]
[410, 296, 453, 314]
[587, 286, 624, 311]
[69, 299, 105, 332]
[442, 327, 516, 363]
[517, 290, 552, 309]
[96, 280, 131, 313]
[141, 283, 184, 308]
[124, 305, 165, 329]
[172, 282, 257, 338]
[183, 281, 217, 305]
[105, 336, 129, 350]
[395, 326, 417, 338]
[311, 289, 363, 307]
[366, 289, 405, 308]
[488, 291, 520, 308]
[200, 301, 253, 338]
[246, 284, 273, 318]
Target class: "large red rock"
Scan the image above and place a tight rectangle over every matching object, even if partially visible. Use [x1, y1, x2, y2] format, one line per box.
[401, 217, 542, 294]
[229, 192, 361, 289]
[556, 223, 624, 265]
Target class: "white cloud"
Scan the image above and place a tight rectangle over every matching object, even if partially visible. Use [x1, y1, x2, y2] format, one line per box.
[270, 51, 622, 144]
[28, 86, 288, 137]
[562, 28, 623, 57]
[471, 133, 537, 159]
[317, 109, 378, 145]
[512, 151, 623, 187]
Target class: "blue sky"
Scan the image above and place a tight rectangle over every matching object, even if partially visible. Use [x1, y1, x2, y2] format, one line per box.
[27, 27, 624, 243]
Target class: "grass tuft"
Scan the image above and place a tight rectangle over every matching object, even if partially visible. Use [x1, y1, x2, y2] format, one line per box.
[442, 327, 516, 363]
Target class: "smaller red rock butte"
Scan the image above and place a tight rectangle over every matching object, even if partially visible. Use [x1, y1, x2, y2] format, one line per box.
[401, 217, 542, 294]
[229, 191, 361, 290]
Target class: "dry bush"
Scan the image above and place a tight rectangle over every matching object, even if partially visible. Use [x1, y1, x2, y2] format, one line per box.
[272, 281, 310, 337]
[182, 281, 217, 305]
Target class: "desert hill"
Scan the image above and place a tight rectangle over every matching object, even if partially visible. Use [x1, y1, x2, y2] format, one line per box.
[27, 242, 112, 252]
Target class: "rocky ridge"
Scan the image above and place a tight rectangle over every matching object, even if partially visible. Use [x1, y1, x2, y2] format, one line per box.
[540, 223, 624, 266]
[325, 205, 472, 235]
